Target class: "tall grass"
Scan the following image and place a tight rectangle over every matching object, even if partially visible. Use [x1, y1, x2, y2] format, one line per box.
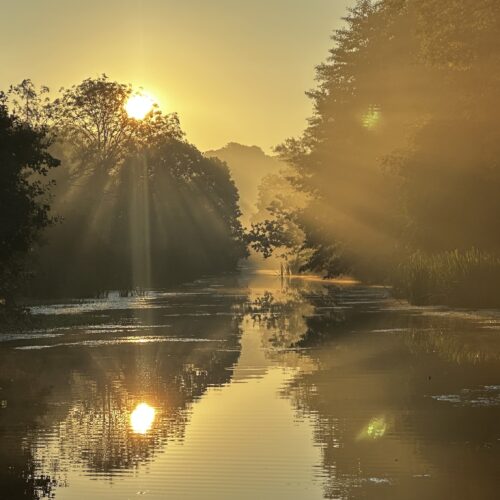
[392, 249, 500, 307]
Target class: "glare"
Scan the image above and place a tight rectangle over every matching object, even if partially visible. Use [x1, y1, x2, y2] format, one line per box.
[362, 105, 381, 130]
[357, 416, 387, 440]
[125, 93, 155, 120]
[130, 402, 156, 434]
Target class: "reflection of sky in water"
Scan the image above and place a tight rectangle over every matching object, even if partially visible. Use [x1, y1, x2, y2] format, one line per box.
[15, 336, 227, 350]
[1, 272, 500, 499]
[431, 386, 500, 407]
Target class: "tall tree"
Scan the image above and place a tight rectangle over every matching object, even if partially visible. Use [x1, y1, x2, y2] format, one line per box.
[256, 0, 500, 280]
[0, 93, 59, 305]
[52, 74, 183, 170]
[22, 76, 247, 296]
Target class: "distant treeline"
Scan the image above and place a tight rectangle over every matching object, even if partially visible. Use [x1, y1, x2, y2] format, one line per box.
[1, 76, 247, 302]
[249, 0, 500, 307]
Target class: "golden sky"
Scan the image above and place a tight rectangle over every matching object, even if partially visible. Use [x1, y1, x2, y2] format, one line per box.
[1, 0, 352, 151]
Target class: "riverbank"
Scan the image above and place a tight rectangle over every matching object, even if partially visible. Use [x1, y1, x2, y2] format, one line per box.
[391, 249, 500, 308]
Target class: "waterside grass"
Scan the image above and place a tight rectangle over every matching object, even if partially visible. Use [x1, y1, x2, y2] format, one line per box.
[392, 249, 500, 308]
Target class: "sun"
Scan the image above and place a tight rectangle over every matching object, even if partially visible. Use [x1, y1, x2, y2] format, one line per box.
[125, 93, 155, 120]
[130, 402, 156, 434]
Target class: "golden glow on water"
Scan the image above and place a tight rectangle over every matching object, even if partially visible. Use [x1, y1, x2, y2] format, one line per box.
[8, 274, 500, 498]
[130, 403, 156, 434]
[357, 416, 387, 441]
[125, 93, 155, 119]
[362, 105, 381, 130]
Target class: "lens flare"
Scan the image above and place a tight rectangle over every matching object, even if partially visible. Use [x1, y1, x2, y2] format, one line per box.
[130, 402, 156, 434]
[362, 105, 381, 130]
[357, 416, 387, 441]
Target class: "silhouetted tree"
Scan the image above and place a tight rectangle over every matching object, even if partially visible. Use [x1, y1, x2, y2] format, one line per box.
[8, 79, 51, 129]
[0, 93, 59, 305]
[18, 76, 247, 296]
[256, 0, 500, 290]
[52, 74, 183, 169]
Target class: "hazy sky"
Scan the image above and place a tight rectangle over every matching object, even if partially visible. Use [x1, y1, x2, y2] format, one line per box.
[1, 0, 352, 151]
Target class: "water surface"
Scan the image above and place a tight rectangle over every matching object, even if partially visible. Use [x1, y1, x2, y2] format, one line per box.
[1, 272, 500, 499]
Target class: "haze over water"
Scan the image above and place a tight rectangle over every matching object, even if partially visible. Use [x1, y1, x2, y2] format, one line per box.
[2, 1, 500, 498]
[1, 272, 499, 499]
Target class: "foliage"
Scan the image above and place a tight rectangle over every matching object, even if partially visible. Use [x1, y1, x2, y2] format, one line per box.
[8, 79, 52, 129]
[254, 0, 500, 304]
[0, 93, 59, 305]
[52, 74, 183, 168]
[392, 249, 500, 307]
[247, 165, 311, 271]
[18, 76, 247, 297]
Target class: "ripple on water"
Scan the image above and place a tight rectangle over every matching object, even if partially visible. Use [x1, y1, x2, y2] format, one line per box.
[430, 385, 500, 407]
[15, 336, 228, 350]
[3, 273, 500, 500]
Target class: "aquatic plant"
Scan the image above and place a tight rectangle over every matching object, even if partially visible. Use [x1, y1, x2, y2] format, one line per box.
[392, 249, 500, 307]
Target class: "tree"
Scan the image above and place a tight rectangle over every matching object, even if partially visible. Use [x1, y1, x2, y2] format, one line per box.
[0, 93, 59, 305]
[22, 76, 247, 296]
[8, 79, 51, 129]
[260, 0, 408, 277]
[247, 169, 310, 271]
[52, 74, 183, 170]
[258, 0, 500, 283]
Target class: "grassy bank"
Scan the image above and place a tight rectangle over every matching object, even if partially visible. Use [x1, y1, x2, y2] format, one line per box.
[391, 249, 500, 308]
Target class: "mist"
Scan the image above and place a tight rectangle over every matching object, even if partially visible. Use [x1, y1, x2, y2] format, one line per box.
[1, 2, 500, 499]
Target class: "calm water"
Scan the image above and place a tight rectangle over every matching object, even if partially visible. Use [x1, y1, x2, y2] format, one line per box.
[1, 271, 500, 499]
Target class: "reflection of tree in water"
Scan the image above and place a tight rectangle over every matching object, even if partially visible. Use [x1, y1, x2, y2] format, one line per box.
[404, 316, 500, 365]
[1, 456, 57, 500]
[43, 331, 240, 472]
[0, 350, 65, 499]
[246, 287, 314, 348]
[268, 284, 500, 499]
[244, 281, 401, 498]
[0, 311, 243, 498]
[247, 281, 390, 350]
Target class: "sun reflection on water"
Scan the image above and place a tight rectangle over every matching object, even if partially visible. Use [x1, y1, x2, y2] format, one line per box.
[130, 403, 156, 434]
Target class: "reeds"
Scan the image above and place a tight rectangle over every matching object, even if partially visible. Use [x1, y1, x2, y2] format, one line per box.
[392, 249, 500, 307]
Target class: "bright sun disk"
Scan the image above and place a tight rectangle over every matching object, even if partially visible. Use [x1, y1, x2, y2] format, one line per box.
[125, 93, 155, 120]
[130, 402, 156, 434]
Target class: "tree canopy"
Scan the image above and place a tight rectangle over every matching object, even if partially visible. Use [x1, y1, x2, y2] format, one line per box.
[252, 0, 500, 282]
[2, 76, 247, 299]
[0, 93, 59, 303]
[52, 75, 183, 168]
